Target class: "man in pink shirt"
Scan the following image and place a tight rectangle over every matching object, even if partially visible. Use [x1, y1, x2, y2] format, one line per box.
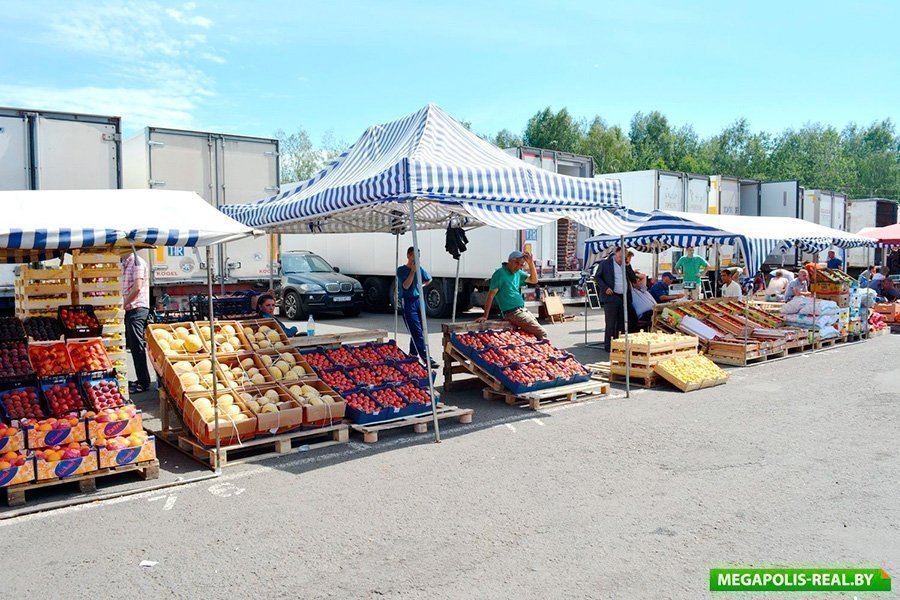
[122, 252, 151, 393]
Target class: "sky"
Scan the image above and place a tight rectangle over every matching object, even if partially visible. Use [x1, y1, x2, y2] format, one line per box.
[1, 0, 898, 147]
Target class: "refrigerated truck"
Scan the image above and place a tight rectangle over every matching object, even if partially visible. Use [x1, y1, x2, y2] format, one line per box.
[593, 169, 686, 274]
[123, 127, 279, 302]
[803, 189, 848, 263]
[279, 147, 596, 318]
[0, 107, 122, 310]
[847, 198, 899, 272]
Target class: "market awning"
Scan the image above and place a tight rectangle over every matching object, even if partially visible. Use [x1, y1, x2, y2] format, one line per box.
[860, 222, 900, 246]
[0, 189, 258, 262]
[222, 104, 622, 233]
[583, 209, 876, 275]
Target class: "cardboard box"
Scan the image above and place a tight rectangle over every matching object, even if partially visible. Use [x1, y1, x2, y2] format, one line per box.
[87, 410, 143, 441]
[35, 448, 98, 480]
[198, 320, 252, 355]
[0, 427, 25, 453]
[0, 454, 35, 487]
[26, 418, 87, 449]
[259, 347, 316, 382]
[183, 392, 257, 446]
[145, 322, 207, 374]
[98, 436, 157, 469]
[239, 318, 291, 352]
[241, 384, 305, 434]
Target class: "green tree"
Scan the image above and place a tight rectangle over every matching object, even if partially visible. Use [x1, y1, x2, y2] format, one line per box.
[768, 124, 850, 191]
[629, 111, 677, 169]
[275, 127, 320, 183]
[699, 118, 769, 178]
[523, 107, 583, 152]
[577, 117, 633, 173]
[841, 120, 900, 199]
[493, 128, 524, 149]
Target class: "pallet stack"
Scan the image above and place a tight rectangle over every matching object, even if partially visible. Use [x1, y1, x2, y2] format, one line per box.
[72, 252, 128, 399]
[609, 332, 699, 387]
[14, 265, 73, 320]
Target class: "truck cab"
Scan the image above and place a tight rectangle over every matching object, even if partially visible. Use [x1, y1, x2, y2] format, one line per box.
[279, 251, 364, 320]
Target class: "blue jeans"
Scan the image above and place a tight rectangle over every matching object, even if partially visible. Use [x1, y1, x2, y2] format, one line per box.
[401, 298, 428, 359]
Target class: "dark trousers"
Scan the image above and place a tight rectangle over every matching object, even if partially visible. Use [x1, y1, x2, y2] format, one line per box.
[125, 307, 151, 387]
[602, 294, 624, 351]
[400, 298, 428, 360]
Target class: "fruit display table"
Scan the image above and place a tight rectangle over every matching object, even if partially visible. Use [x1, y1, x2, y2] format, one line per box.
[0, 315, 159, 506]
[441, 321, 608, 410]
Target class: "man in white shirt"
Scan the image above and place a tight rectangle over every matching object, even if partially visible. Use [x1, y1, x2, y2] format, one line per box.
[720, 268, 743, 298]
[765, 270, 789, 301]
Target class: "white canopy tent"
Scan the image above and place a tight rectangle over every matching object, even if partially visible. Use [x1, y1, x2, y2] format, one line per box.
[223, 104, 623, 441]
[0, 188, 259, 473]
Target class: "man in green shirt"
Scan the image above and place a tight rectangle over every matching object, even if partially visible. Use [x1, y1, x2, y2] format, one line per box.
[675, 246, 709, 300]
[477, 251, 547, 339]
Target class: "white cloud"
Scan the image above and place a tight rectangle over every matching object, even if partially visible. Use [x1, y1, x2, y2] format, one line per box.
[0, 1, 225, 130]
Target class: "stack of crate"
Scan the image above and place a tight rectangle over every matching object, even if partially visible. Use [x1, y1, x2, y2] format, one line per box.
[14, 265, 73, 320]
[72, 251, 128, 398]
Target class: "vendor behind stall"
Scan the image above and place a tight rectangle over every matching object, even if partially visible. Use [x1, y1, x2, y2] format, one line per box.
[720, 268, 743, 298]
[784, 269, 810, 302]
[256, 293, 299, 337]
[649, 272, 684, 303]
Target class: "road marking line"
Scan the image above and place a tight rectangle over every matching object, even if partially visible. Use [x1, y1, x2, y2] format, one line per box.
[504, 423, 517, 432]
[163, 495, 177, 511]
[532, 418, 545, 426]
[208, 482, 245, 497]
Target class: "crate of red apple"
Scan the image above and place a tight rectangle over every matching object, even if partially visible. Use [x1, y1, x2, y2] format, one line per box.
[450, 328, 591, 393]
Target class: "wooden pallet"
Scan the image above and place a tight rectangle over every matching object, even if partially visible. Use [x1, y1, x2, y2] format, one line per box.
[584, 361, 610, 381]
[609, 347, 696, 367]
[482, 380, 609, 410]
[350, 403, 474, 443]
[609, 371, 660, 388]
[442, 342, 505, 392]
[707, 348, 788, 366]
[2, 459, 159, 507]
[291, 329, 387, 350]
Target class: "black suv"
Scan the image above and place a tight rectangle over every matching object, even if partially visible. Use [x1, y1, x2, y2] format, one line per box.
[279, 251, 364, 320]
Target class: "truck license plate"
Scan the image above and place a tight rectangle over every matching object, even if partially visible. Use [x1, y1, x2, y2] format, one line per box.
[334, 296, 352, 302]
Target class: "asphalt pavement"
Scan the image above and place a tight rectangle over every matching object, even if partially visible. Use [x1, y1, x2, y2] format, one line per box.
[1, 308, 897, 599]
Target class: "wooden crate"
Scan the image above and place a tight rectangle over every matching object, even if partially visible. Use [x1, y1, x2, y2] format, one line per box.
[350, 403, 474, 443]
[482, 380, 609, 410]
[440, 320, 512, 390]
[653, 359, 729, 392]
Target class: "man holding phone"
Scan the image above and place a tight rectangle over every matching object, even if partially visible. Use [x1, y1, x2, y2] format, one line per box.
[477, 250, 547, 339]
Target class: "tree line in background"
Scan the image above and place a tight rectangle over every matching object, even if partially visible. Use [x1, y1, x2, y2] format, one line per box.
[277, 108, 900, 201]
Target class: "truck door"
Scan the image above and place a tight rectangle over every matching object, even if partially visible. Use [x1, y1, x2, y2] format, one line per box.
[35, 116, 119, 189]
[217, 137, 279, 282]
[0, 113, 30, 190]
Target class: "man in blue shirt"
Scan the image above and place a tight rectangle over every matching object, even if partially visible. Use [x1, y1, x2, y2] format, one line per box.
[826, 250, 843, 270]
[397, 247, 438, 369]
[648, 272, 684, 304]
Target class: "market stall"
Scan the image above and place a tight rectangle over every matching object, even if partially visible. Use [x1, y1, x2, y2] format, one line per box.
[0, 189, 256, 500]
[583, 209, 877, 378]
[224, 104, 623, 437]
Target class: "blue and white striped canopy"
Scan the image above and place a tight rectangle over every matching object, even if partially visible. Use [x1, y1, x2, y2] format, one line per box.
[223, 104, 622, 233]
[0, 189, 256, 263]
[584, 209, 875, 276]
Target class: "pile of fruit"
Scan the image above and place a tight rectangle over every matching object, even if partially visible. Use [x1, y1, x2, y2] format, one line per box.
[24, 317, 63, 341]
[0, 317, 26, 341]
[198, 322, 246, 354]
[84, 379, 126, 410]
[326, 347, 359, 367]
[0, 423, 20, 442]
[621, 332, 693, 345]
[259, 352, 308, 382]
[286, 383, 338, 406]
[43, 382, 85, 416]
[28, 342, 73, 376]
[303, 351, 333, 370]
[241, 322, 289, 351]
[0, 341, 34, 378]
[374, 343, 407, 361]
[501, 362, 552, 387]
[59, 307, 99, 333]
[35, 442, 92, 462]
[347, 366, 378, 386]
[189, 393, 252, 424]
[95, 430, 149, 451]
[237, 389, 285, 414]
[319, 369, 355, 392]
[88, 405, 137, 424]
[0, 451, 27, 470]
[543, 357, 590, 379]
[371, 387, 406, 410]
[67, 339, 112, 372]
[655, 354, 727, 384]
[396, 360, 428, 379]
[0, 386, 44, 419]
[151, 325, 205, 356]
[24, 415, 82, 433]
[345, 391, 381, 415]
[396, 383, 430, 404]
[350, 345, 382, 364]
[171, 358, 224, 394]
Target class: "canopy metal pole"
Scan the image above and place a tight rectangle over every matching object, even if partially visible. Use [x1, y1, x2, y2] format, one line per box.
[583, 286, 588, 345]
[714, 241, 720, 297]
[739, 244, 750, 367]
[811, 255, 819, 355]
[207, 245, 221, 475]
[394, 233, 400, 341]
[268, 233, 275, 292]
[451, 258, 461, 324]
[408, 200, 441, 443]
[621, 235, 630, 398]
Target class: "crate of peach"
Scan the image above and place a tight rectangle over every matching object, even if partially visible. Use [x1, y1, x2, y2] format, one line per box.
[23, 414, 87, 449]
[182, 390, 256, 446]
[373, 340, 408, 362]
[0, 340, 36, 380]
[86, 405, 142, 441]
[393, 358, 430, 385]
[0, 451, 34, 487]
[0, 422, 25, 453]
[163, 357, 229, 404]
[394, 382, 433, 416]
[27, 341, 73, 377]
[66, 338, 112, 373]
[318, 368, 356, 393]
[197, 321, 250, 354]
[541, 356, 591, 386]
[348, 343, 384, 365]
[497, 361, 556, 395]
[80, 371, 127, 411]
[96, 431, 156, 469]
[240, 319, 290, 351]
[0, 382, 46, 422]
[57, 305, 101, 338]
[39, 375, 88, 418]
[325, 346, 360, 368]
[299, 348, 334, 372]
[344, 389, 392, 425]
[35, 442, 97, 480]
[236, 385, 304, 434]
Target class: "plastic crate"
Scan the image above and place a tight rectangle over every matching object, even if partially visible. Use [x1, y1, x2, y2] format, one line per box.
[58, 305, 102, 339]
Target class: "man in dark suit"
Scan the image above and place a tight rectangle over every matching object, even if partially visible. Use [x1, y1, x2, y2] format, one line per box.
[594, 247, 637, 352]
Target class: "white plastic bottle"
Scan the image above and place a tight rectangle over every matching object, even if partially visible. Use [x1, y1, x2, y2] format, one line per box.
[306, 315, 315, 337]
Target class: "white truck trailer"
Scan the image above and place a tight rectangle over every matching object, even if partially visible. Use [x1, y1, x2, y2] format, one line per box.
[279, 147, 596, 318]
[123, 127, 279, 303]
[0, 107, 122, 311]
[847, 198, 899, 272]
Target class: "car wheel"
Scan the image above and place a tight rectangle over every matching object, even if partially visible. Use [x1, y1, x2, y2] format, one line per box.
[363, 277, 390, 311]
[282, 290, 304, 320]
[424, 279, 452, 318]
[343, 308, 361, 317]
